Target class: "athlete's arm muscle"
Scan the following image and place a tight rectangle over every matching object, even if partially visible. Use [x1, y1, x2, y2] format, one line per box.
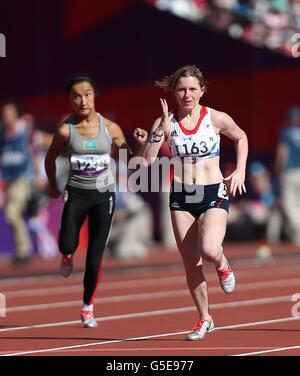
[141, 99, 173, 165]
[45, 122, 69, 196]
[211, 109, 248, 196]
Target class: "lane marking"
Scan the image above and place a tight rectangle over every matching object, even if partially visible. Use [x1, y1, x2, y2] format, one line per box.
[232, 345, 300, 356]
[1, 259, 299, 289]
[5, 277, 300, 313]
[2, 276, 186, 297]
[1, 316, 299, 356]
[3, 263, 300, 298]
[0, 346, 285, 355]
[0, 294, 297, 333]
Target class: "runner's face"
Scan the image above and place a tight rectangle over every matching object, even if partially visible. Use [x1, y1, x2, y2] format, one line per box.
[174, 76, 204, 112]
[70, 82, 95, 117]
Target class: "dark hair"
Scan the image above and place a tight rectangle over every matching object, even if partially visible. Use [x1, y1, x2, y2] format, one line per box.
[156, 65, 207, 92]
[66, 75, 100, 97]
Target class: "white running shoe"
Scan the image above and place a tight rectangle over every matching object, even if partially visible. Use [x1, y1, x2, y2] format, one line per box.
[216, 259, 235, 294]
[81, 310, 98, 328]
[186, 319, 215, 341]
[60, 254, 73, 278]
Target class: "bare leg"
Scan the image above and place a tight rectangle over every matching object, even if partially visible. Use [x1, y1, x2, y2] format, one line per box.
[200, 208, 235, 294]
[171, 210, 211, 321]
[199, 208, 228, 267]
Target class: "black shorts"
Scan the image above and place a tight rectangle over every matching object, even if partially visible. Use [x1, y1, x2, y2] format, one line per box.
[169, 181, 229, 218]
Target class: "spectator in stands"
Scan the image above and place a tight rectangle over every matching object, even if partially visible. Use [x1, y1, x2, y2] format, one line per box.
[27, 123, 59, 259]
[150, 0, 300, 56]
[275, 106, 300, 245]
[246, 161, 275, 259]
[108, 162, 153, 260]
[0, 101, 35, 263]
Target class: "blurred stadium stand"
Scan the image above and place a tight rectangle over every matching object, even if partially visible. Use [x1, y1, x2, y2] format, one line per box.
[1, 0, 300, 258]
[149, 0, 300, 57]
[0, 0, 299, 154]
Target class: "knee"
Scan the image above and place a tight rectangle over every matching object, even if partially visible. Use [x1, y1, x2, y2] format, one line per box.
[59, 234, 78, 254]
[201, 245, 221, 262]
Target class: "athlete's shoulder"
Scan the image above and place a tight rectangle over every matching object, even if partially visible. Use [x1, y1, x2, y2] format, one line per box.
[103, 117, 125, 143]
[56, 119, 71, 141]
[207, 107, 222, 117]
[209, 108, 232, 125]
[104, 117, 121, 133]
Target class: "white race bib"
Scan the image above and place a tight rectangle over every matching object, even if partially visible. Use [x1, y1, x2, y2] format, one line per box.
[70, 154, 110, 177]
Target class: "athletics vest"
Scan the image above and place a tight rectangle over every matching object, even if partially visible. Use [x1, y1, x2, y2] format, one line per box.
[166, 106, 220, 163]
[66, 113, 115, 190]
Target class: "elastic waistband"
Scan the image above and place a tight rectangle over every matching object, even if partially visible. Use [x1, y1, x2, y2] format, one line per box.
[171, 181, 222, 194]
[66, 185, 115, 199]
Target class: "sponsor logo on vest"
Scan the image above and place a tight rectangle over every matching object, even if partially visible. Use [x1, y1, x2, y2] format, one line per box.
[170, 130, 178, 137]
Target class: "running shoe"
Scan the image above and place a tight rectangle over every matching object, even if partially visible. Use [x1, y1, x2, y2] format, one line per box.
[216, 258, 235, 294]
[60, 254, 73, 278]
[81, 310, 98, 328]
[186, 319, 215, 341]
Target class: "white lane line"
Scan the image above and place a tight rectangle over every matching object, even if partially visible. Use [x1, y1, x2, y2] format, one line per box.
[6, 290, 189, 312]
[5, 277, 300, 313]
[0, 294, 297, 333]
[1, 268, 300, 298]
[215, 316, 299, 330]
[2, 275, 186, 297]
[0, 273, 82, 286]
[1, 316, 299, 357]
[0, 330, 188, 356]
[40, 346, 285, 351]
[1, 259, 299, 289]
[4, 285, 82, 298]
[0, 347, 284, 354]
[232, 345, 300, 356]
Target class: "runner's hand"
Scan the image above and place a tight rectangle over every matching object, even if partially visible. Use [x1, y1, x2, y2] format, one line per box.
[133, 128, 148, 145]
[224, 170, 246, 197]
[159, 98, 174, 130]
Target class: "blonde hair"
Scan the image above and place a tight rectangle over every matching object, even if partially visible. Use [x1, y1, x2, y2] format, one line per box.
[155, 65, 207, 92]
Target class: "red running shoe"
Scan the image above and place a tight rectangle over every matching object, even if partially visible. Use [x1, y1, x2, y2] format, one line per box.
[186, 319, 215, 341]
[60, 254, 73, 278]
[81, 310, 98, 328]
[216, 258, 235, 294]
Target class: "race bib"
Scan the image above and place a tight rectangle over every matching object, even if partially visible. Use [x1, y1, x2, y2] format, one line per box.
[70, 154, 110, 177]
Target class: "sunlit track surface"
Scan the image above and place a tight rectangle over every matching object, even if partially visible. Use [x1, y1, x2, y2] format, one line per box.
[0, 247, 300, 356]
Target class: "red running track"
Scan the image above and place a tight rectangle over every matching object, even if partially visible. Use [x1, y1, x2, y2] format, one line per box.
[0, 246, 300, 357]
